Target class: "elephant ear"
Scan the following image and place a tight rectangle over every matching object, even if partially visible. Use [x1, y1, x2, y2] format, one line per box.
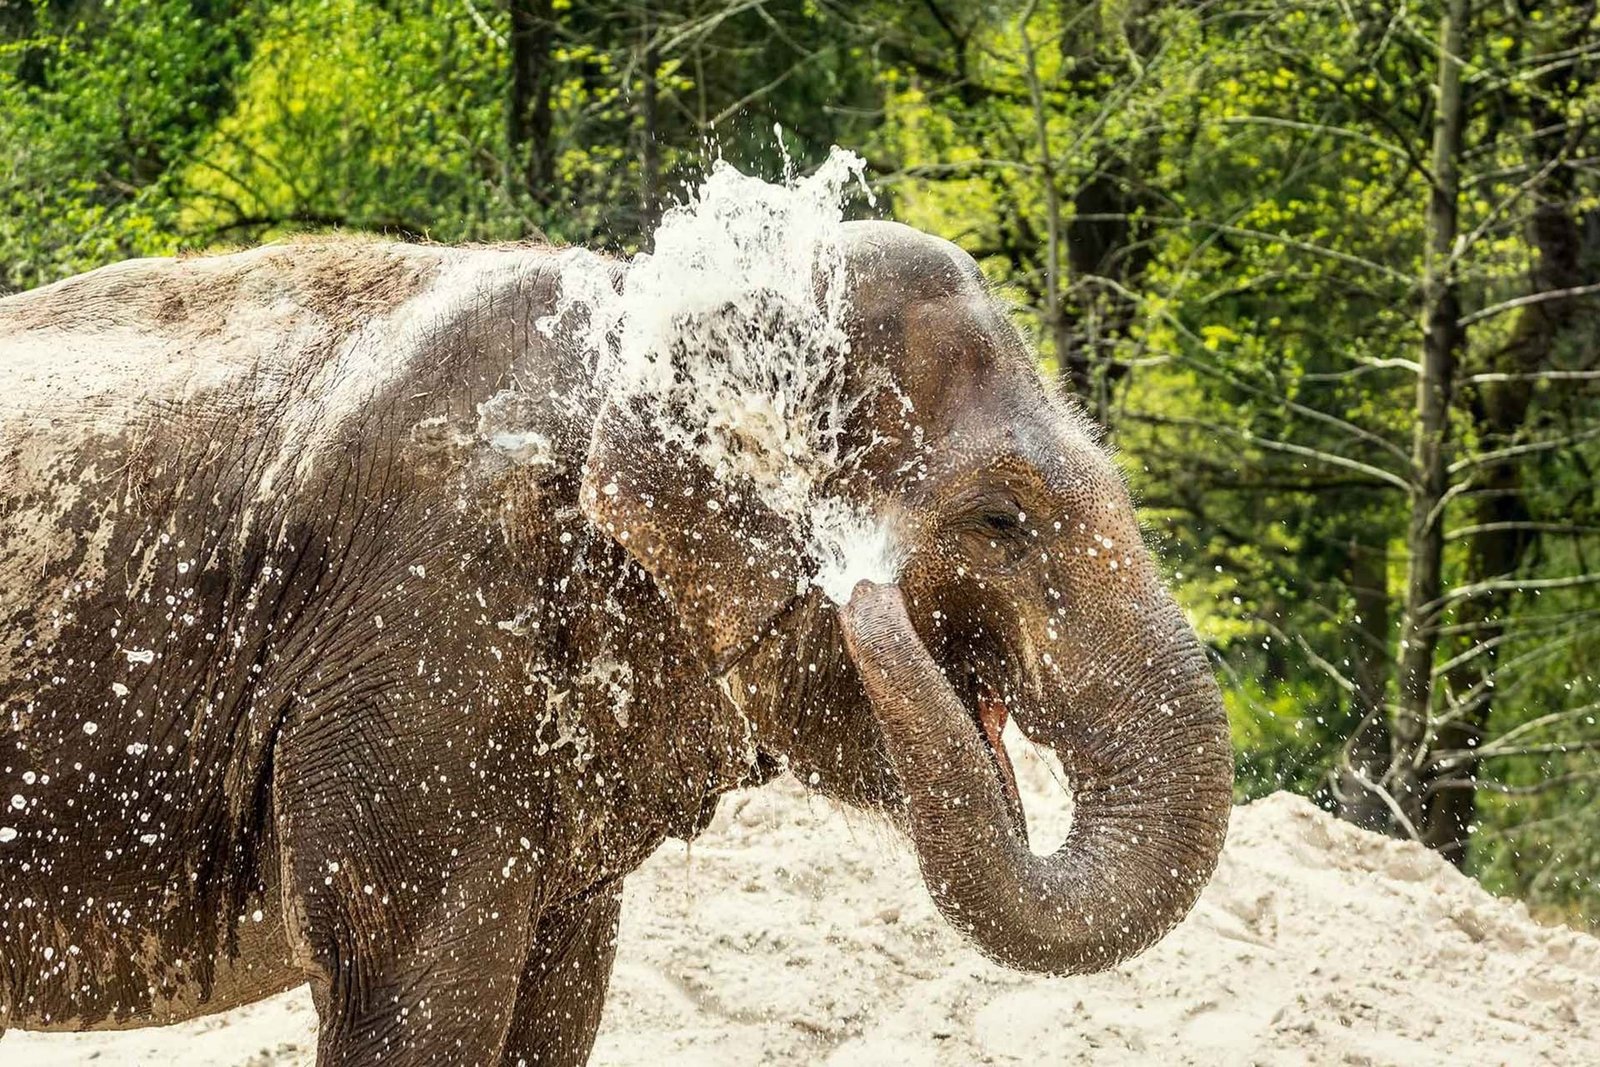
[581, 395, 807, 673]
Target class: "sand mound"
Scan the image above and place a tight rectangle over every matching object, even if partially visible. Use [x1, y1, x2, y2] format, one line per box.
[7, 774, 1598, 1066]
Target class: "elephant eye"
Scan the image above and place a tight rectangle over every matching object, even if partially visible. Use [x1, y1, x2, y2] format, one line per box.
[952, 496, 1032, 570]
[981, 510, 1022, 537]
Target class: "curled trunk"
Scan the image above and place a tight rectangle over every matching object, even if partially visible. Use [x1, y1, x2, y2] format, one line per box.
[839, 581, 1231, 974]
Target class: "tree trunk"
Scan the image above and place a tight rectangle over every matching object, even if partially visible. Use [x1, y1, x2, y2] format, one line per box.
[508, 0, 557, 208]
[1430, 464, 1526, 863]
[1392, 0, 1468, 833]
[1334, 538, 1394, 831]
[1056, 0, 1156, 423]
[638, 9, 663, 234]
[1018, 2, 1070, 412]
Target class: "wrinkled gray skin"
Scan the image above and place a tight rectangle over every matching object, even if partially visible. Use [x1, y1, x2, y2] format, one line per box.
[0, 224, 1231, 1064]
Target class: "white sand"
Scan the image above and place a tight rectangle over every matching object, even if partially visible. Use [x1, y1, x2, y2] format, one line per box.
[8, 761, 1598, 1066]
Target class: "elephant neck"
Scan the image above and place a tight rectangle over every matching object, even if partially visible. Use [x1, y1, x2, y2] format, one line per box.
[715, 596, 900, 812]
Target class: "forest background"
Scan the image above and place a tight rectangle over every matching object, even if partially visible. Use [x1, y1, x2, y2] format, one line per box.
[3, 0, 1598, 927]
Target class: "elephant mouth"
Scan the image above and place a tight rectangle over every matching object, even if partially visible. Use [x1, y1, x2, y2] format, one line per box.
[972, 678, 1026, 837]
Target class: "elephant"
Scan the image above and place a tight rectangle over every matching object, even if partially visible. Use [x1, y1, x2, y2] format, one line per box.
[0, 221, 1232, 1064]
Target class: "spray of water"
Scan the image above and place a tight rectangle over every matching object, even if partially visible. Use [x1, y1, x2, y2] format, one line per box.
[542, 143, 905, 603]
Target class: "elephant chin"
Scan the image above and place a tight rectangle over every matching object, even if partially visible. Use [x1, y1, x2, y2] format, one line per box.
[838, 580, 1232, 976]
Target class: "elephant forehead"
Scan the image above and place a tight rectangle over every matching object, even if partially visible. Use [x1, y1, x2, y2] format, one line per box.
[858, 290, 1049, 442]
[842, 220, 987, 306]
[834, 224, 1030, 423]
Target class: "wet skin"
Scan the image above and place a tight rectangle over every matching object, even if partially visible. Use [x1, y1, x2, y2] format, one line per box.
[0, 225, 1231, 1064]
[0, 243, 745, 1062]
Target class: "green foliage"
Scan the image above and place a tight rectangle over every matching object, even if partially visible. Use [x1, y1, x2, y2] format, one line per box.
[1225, 674, 1334, 801]
[0, 0, 257, 288]
[174, 0, 513, 245]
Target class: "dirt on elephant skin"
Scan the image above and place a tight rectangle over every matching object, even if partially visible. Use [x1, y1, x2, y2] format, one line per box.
[5, 749, 1598, 1066]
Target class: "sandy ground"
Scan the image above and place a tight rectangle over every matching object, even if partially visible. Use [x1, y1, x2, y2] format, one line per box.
[7, 747, 1599, 1066]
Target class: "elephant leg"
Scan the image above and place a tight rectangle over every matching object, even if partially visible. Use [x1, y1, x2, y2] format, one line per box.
[303, 905, 533, 1065]
[499, 883, 624, 1067]
[288, 823, 539, 1066]
[274, 704, 541, 1066]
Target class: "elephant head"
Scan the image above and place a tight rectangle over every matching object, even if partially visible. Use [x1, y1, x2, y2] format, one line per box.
[580, 219, 1232, 976]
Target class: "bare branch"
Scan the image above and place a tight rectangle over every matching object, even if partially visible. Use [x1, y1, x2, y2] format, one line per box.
[1126, 414, 1416, 492]
[461, 0, 506, 48]
[1458, 281, 1600, 328]
[1070, 213, 1420, 286]
[1301, 358, 1422, 381]
[1210, 114, 1412, 160]
[1260, 620, 1358, 694]
[1424, 571, 1600, 612]
[1083, 274, 1412, 463]
[1357, 769, 1423, 841]
[1439, 739, 1600, 762]
[1462, 369, 1600, 384]
[1430, 606, 1600, 638]
[1424, 770, 1600, 796]
[1454, 700, 1600, 762]
[1445, 521, 1600, 541]
[1447, 426, 1600, 475]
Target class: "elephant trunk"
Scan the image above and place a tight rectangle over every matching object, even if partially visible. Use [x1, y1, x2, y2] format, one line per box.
[838, 580, 1231, 975]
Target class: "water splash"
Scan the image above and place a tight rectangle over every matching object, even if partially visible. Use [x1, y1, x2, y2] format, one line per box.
[806, 496, 903, 606]
[542, 144, 904, 603]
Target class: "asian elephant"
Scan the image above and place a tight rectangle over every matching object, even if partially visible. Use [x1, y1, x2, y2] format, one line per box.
[0, 221, 1231, 1064]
